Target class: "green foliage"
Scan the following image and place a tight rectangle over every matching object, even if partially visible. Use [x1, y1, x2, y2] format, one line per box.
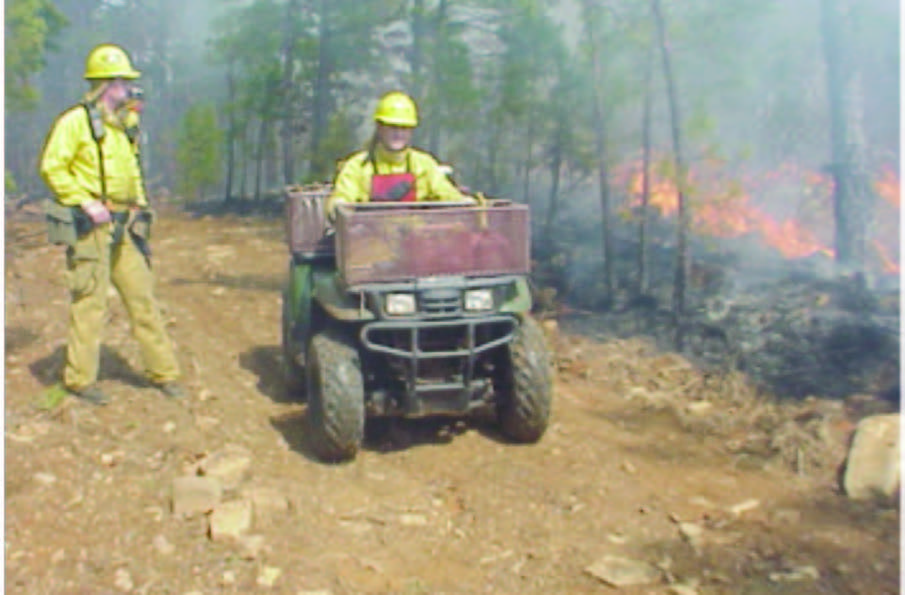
[496, 1, 562, 120]
[432, 37, 481, 133]
[307, 111, 358, 183]
[176, 103, 224, 199]
[5, 0, 67, 112]
[547, 42, 595, 173]
[472, 0, 576, 191]
[6, 171, 19, 194]
[35, 383, 68, 411]
[209, 0, 285, 114]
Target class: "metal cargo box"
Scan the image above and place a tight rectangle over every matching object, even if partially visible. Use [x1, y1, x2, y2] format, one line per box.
[335, 202, 530, 286]
[284, 185, 334, 257]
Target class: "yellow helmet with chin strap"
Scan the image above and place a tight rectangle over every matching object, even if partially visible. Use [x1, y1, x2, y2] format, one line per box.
[84, 43, 141, 80]
[374, 91, 418, 127]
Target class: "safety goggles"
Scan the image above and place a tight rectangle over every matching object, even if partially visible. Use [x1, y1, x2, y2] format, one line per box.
[126, 85, 144, 101]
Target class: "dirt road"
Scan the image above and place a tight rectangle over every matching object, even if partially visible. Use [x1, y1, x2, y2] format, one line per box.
[5, 212, 899, 594]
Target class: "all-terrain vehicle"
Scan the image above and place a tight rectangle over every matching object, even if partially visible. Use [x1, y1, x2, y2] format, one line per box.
[281, 185, 552, 462]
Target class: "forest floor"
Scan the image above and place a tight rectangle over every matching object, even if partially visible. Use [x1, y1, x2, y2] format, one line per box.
[5, 208, 900, 595]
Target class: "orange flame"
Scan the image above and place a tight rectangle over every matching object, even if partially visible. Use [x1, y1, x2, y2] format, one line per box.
[619, 161, 899, 273]
[695, 200, 758, 238]
[874, 167, 900, 208]
[872, 240, 900, 275]
[870, 167, 901, 275]
[756, 216, 834, 259]
[625, 169, 835, 259]
[628, 173, 679, 217]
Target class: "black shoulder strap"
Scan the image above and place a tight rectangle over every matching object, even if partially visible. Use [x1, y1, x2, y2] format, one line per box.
[82, 103, 107, 201]
[82, 102, 105, 142]
[365, 145, 378, 175]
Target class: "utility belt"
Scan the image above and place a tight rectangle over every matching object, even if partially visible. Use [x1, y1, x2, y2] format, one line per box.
[45, 199, 154, 265]
[105, 200, 140, 213]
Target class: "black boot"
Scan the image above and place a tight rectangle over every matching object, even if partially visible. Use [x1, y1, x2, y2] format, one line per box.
[67, 384, 110, 406]
[154, 382, 187, 400]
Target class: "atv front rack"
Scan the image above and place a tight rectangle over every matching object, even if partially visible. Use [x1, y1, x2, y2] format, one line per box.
[360, 315, 518, 416]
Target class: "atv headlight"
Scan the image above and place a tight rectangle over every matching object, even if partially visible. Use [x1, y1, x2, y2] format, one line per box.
[385, 293, 416, 315]
[464, 289, 493, 311]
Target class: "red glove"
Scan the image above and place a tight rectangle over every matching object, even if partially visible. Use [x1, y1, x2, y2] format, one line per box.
[81, 199, 111, 224]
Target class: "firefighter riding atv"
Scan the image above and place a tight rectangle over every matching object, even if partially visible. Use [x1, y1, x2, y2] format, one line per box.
[281, 185, 552, 462]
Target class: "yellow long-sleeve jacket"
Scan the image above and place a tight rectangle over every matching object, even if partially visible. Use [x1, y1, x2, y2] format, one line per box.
[39, 104, 147, 208]
[326, 144, 469, 218]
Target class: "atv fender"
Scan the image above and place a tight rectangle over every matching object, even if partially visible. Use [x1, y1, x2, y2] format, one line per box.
[286, 261, 313, 335]
[498, 277, 533, 314]
[313, 273, 375, 321]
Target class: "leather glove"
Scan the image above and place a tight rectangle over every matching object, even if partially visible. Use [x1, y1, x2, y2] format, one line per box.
[463, 192, 486, 206]
[80, 199, 111, 224]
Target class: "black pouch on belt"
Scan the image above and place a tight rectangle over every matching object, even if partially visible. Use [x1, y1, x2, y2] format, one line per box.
[128, 210, 154, 266]
[110, 211, 130, 246]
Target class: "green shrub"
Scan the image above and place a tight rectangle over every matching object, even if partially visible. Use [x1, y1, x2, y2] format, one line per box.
[175, 103, 224, 200]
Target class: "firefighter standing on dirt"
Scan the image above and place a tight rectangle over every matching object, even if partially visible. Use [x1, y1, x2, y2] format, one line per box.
[326, 91, 475, 219]
[38, 43, 185, 405]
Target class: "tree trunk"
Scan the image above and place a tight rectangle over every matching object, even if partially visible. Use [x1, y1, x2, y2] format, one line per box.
[239, 120, 250, 200]
[820, 0, 871, 278]
[522, 114, 534, 205]
[637, 38, 655, 297]
[486, 118, 500, 194]
[254, 117, 268, 201]
[309, 0, 334, 177]
[542, 120, 564, 249]
[427, 0, 448, 155]
[265, 122, 279, 190]
[224, 60, 237, 202]
[280, 0, 302, 185]
[410, 0, 425, 98]
[583, 1, 614, 307]
[147, 0, 175, 194]
[651, 0, 689, 343]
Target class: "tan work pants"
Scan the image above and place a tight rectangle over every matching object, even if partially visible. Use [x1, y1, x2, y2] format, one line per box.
[63, 220, 180, 389]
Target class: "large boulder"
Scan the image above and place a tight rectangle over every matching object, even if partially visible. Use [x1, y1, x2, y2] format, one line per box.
[842, 413, 900, 502]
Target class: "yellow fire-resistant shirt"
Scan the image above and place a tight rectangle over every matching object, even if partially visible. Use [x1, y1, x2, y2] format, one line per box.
[39, 105, 148, 208]
[327, 144, 470, 218]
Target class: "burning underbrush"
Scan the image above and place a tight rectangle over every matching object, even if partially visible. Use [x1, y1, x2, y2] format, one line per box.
[536, 158, 900, 408]
[538, 238, 899, 403]
[615, 158, 900, 273]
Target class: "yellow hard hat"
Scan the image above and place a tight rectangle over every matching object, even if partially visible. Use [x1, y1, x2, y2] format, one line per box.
[84, 43, 141, 80]
[374, 91, 418, 127]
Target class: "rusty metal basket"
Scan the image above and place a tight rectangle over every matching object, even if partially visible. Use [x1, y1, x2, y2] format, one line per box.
[284, 185, 333, 257]
[334, 202, 531, 286]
